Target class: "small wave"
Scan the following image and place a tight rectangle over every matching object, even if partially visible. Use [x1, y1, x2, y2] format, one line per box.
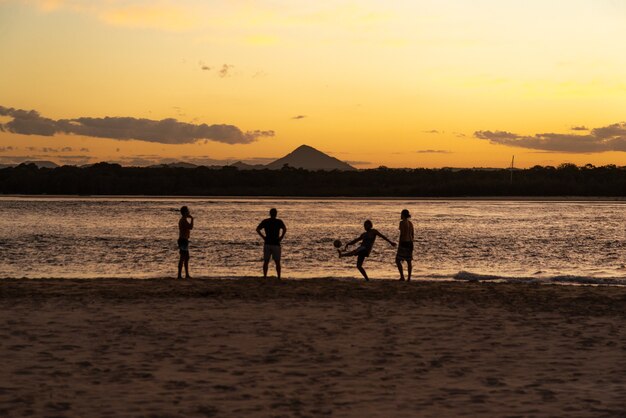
[549, 275, 626, 286]
[453, 271, 510, 282]
[453, 270, 626, 286]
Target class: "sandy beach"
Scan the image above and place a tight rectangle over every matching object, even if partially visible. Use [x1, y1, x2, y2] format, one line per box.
[0, 279, 625, 417]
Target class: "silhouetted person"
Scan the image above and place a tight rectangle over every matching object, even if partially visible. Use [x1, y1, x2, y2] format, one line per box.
[396, 209, 415, 281]
[256, 208, 287, 279]
[177, 206, 193, 279]
[339, 220, 396, 281]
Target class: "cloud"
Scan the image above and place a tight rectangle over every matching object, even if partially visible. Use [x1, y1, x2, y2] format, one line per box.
[345, 160, 371, 166]
[0, 143, 93, 166]
[0, 105, 274, 145]
[422, 130, 441, 134]
[172, 106, 185, 117]
[474, 123, 626, 153]
[199, 63, 264, 79]
[40, 146, 73, 153]
[0, 106, 58, 136]
[592, 123, 626, 139]
[56, 155, 92, 166]
[416, 149, 453, 154]
[571, 126, 588, 131]
[218, 64, 234, 78]
[110, 155, 277, 167]
[291, 115, 307, 120]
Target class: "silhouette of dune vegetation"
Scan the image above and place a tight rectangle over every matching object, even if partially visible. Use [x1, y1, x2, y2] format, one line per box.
[0, 162, 625, 196]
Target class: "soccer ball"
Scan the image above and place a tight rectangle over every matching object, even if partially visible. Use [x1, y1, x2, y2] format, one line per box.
[333, 239, 342, 248]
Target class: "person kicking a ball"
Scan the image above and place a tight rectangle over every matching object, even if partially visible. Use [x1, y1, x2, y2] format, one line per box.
[338, 220, 396, 281]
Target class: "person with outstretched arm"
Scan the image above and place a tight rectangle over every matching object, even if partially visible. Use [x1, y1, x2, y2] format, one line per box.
[338, 220, 396, 281]
[256, 208, 287, 279]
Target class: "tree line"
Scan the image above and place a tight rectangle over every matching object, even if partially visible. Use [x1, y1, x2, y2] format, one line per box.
[0, 162, 625, 196]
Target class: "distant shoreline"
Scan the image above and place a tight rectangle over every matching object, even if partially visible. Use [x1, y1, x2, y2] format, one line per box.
[1, 194, 625, 202]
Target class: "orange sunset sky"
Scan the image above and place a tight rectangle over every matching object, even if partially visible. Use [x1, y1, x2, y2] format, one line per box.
[1, 0, 626, 168]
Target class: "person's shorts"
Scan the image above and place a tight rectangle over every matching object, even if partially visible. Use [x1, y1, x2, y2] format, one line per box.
[178, 238, 189, 253]
[396, 241, 414, 261]
[356, 245, 371, 256]
[356, 246, 370, 263]
[263, 244, 281, 262]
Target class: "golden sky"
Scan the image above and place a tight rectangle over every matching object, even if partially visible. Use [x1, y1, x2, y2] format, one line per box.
[1, 0, 626, 168]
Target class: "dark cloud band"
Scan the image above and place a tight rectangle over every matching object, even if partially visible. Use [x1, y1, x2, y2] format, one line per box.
[0, 105, 274, 145]
[474, 123, 626, 153]
[416, 149, 452, 154]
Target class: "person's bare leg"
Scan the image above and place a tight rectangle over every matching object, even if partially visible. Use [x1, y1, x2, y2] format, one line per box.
[407, 260, 412, 281]
[275, 260, 281, 279]
[184, 254, 190, 279]
[357, 258, 369, 281]
[177, 255, 184, 279]
[396, 259, 405, 281]
[340, 249, 360, 258]
[263, 260, 269, 278]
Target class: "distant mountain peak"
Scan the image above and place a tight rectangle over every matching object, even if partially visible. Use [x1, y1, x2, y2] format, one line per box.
[19, 160, 59, 169]
[148, 162, 198, 169]
[266, 145, 355, 171]
[230, 161, 266, 170]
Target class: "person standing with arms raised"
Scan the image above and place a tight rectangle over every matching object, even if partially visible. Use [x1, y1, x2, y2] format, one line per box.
[256, 208, 287, 279]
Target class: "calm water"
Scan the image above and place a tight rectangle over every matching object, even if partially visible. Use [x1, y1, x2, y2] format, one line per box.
[0, 197, 624, 285]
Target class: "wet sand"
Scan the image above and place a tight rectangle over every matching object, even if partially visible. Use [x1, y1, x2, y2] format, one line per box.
[4, 195, 626, 201]
[0, 279, 625, 417]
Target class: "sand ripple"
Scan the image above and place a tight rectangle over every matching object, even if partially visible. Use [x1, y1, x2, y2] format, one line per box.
[1, 279, 625, 417]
